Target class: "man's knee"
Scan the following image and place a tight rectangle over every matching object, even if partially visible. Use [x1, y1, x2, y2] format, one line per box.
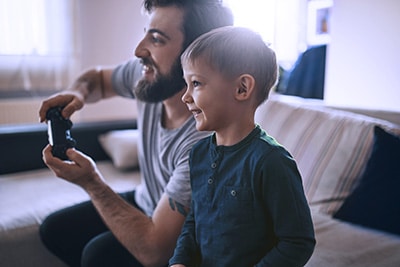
[81, 232, 143, 267]
[39, 211, 63, 247]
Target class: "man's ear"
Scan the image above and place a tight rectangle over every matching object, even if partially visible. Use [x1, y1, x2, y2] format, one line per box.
[235, 74, 255, 101]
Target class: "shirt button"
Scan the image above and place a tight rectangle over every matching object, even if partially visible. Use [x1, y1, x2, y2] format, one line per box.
[231, 190, 237, 196]
[208, 178, 213, 184]
[211, 162, 217, 168]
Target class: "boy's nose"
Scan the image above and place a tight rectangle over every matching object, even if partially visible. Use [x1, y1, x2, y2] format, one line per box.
[181, 89, 192, 104]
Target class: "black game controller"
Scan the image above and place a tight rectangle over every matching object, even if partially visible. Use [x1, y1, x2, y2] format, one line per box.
[46, 106, 76, 160]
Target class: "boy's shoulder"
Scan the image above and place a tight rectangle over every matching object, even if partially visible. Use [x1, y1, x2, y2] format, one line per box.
[256, 126, 293, 159]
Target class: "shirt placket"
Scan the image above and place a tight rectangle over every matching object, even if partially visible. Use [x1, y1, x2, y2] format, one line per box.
[207, 148, 222, 203]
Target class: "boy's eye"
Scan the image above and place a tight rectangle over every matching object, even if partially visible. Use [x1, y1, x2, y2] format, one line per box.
[192, 80, 200, 87]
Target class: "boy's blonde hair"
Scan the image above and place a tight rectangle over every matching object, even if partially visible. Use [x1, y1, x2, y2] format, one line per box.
[181, 26, 278, 106]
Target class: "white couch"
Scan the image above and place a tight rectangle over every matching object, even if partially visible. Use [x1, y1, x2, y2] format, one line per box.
[0, 120, 140, 267]
[0, 163, 140, 267]
[256, 94, 400, 267]
[1, 93, 400, 266]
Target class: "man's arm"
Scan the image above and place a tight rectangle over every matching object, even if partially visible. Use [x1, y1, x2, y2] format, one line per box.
[88, 185, 187, 267]
[42, 146, 187, 267]
[74, 67, 117, 102]
[39, 67, 116, 122]
[90, 190, 186, 267]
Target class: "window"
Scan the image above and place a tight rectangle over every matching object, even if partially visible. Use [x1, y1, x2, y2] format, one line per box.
[0, 0, 76, 97]
[224, 0, 305, 68]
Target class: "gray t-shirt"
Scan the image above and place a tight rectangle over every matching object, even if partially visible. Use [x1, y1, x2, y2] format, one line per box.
[112, 59, 209, 216]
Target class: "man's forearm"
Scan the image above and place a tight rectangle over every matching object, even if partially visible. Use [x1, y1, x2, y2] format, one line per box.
[84, 180, 163, 267]
[69, 68, 116, 103]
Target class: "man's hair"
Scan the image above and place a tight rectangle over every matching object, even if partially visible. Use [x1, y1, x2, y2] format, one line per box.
[143, 0, 234, 49]
[181, 26, 278, 106]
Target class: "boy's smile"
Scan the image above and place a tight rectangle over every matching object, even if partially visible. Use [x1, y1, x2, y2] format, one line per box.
[182, 59, 237, 133]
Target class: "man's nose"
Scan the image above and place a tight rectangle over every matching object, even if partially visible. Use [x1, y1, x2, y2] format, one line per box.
[134, 40, 150, 58]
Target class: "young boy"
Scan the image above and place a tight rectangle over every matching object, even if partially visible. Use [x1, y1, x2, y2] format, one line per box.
[169, 26, 316, 267]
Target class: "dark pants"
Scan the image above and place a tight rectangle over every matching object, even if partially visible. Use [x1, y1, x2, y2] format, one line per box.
[39, 191, 144, 267]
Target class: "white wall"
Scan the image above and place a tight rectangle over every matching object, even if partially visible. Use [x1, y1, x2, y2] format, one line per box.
[0, 0, 147, 125]
[82, 0, 400, 115]
[71, 0, 148, 122]
[76, 0, 146, 69]
[3, 0, 399, 125]
[73, 0, 152, 122]
[324, 0, 400, 112]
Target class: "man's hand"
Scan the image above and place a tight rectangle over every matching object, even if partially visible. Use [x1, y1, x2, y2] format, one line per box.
[42, 145, 103, 189]
[39, 91, 85, 123]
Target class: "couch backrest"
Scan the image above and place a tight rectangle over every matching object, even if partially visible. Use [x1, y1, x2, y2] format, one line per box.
[0, 120, 136, 175]
[255, 94, 400, 215]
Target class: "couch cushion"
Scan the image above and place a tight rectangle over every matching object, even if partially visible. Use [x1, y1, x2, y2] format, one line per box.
[0, 161, 141, 267]
[99, 129, 140, 170]
[0, 161, 140, 231]
[306, 208, 400, 267]
[255, 94, 400, 215]
[0, 119, 137, 175]
[333, 126, 400, 236]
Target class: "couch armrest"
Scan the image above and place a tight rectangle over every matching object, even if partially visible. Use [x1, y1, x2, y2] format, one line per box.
[0, 119, 137, 175]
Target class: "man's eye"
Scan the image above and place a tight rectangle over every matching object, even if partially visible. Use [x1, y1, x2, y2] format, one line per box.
[151, 35, 164, 44]
[192, 81, 200, 87]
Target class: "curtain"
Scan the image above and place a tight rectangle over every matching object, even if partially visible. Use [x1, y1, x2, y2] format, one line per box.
[0, 0, 76, 96]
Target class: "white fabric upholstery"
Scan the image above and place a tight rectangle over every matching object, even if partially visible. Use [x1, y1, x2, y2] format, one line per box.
[254, 94, 400, 266]
[98, 129, 140, 170]
[306, 208, 400, 267]
[2, 94, 400, 267]
[256, 94, 400, 214]
[0, 161, 140, 267]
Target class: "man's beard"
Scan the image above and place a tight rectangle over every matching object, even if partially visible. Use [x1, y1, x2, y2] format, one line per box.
[134, 58, 186, 103]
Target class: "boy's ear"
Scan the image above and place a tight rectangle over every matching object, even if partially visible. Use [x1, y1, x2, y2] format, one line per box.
[235, 74, 255, 101]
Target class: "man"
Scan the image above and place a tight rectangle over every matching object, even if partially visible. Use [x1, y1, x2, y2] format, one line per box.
[38, 1, 233, 266]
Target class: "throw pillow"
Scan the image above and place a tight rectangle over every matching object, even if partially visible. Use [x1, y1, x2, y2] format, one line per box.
[333, 126, 400, 236]
[98, 129, 140, 170]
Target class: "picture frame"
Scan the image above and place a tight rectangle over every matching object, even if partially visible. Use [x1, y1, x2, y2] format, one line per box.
[307, 0, 333, 45]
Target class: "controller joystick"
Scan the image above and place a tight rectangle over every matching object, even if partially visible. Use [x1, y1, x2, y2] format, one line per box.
[46, 106, 76, 160]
